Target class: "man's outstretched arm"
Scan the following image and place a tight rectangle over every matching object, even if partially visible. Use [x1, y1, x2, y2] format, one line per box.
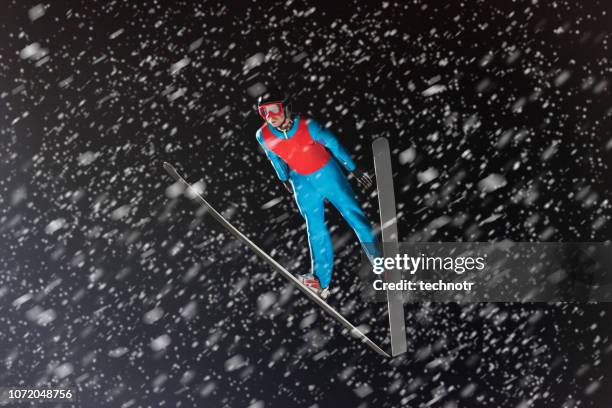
[307, 119, 373, 189]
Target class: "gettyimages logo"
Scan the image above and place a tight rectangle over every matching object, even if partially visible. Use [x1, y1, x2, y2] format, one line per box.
[372, 254, 486, 275]
[367, 251, 485, 295]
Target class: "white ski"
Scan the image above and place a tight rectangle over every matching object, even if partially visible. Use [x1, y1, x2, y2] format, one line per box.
[163, 162, 390, 358]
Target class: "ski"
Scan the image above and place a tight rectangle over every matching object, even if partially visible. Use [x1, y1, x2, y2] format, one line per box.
[372, 138, 407, 357]
[162, 162, 390, 358]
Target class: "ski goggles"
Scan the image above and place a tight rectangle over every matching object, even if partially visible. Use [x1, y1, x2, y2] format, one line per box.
[258, 102, 284, 119]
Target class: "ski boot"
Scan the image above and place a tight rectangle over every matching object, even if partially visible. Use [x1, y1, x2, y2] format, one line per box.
[297, 273, 330, 300]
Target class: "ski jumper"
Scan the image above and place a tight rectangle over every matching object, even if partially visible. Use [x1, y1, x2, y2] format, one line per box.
[256, 116, 378, 288]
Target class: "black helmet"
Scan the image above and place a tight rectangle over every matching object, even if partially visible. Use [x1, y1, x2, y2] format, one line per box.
[257, 91, 286, 108]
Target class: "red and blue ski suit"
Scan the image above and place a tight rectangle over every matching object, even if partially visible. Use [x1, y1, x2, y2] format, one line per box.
[256, 116, 378, 288]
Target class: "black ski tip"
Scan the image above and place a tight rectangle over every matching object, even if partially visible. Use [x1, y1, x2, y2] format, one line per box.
[162, 162, 181, 181]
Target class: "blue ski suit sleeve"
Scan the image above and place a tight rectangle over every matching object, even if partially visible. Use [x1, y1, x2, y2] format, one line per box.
[256, 129, 290, 181]
[307, 120, 357, 172]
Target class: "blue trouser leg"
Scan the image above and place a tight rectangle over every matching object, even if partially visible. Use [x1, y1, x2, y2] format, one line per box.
[311, 160, 381, 256]
[330, 189, 382, 262]
[291, 175, 334, 288]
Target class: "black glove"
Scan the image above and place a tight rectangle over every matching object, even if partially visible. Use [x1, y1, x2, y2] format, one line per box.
[351, 169, 374, 189]
[282, 180, 293, 194]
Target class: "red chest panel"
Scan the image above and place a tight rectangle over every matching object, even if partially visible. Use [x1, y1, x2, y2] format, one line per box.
[261, 118, 330, 175]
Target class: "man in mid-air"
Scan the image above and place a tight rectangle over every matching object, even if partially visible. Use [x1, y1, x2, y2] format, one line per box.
[255, 91, 379, 300]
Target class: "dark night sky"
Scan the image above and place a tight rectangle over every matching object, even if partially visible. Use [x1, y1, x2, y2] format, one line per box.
[1, 1, 612, 407]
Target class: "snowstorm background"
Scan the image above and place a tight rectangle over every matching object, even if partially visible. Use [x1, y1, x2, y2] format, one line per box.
[1, 0, 612, 407]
